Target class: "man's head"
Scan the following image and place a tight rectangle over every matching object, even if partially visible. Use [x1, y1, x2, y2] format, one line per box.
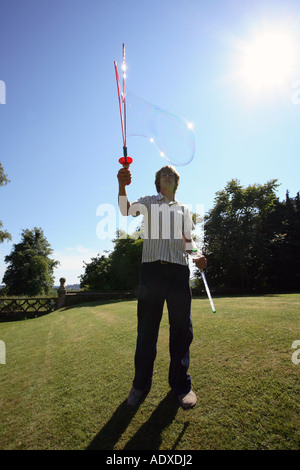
[155, 165, 180, 194]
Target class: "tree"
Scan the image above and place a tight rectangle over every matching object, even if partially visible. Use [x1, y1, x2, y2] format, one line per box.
[80, 253, 112, 292]
[109, 231, 143, 291]
[2, 227, 59, 296]
[265, 191, 300, 292]
[80, 230, 143, 292]
[0, 163, 11, 243]
[201, 179, 280, 293]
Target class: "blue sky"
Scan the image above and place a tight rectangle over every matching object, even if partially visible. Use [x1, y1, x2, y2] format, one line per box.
[1, 0, 300, 285]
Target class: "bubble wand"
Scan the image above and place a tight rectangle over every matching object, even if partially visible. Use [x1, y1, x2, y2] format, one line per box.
[114, 44, 133, 181]
[191, 248, 216, 313]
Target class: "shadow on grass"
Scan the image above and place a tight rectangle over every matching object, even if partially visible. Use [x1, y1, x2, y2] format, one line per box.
[86, 399, 138, 450]
[0, 310, 53, 323]
[86, 391, 182, 450]
[60, 298, 137, 312]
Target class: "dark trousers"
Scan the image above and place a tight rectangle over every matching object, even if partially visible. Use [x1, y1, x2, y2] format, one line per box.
[133, 261, 193, 396]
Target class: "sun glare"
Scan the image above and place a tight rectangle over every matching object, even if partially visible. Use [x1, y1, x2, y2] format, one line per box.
[241, 31, 297, 91]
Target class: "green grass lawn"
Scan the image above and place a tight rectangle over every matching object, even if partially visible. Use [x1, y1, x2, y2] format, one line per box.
[0, 294, 299, 450]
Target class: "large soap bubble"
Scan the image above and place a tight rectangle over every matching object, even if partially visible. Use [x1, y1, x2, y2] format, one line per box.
[126, 90, 196, 166]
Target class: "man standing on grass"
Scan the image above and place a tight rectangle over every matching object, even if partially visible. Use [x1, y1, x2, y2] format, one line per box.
[117, 164, 207, 409]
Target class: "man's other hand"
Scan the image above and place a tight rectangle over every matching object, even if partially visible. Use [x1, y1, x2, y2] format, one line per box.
[193, 255, 207, 270]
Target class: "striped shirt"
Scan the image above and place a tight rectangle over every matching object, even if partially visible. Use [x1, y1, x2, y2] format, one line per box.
[130, 193, 193, 266]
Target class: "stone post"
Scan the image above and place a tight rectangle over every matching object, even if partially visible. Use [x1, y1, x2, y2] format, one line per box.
[57, 277, 66, 308]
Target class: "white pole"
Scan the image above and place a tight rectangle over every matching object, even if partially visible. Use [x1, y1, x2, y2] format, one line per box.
[200, 270, 216, 313]
[190, 246, 216, 313]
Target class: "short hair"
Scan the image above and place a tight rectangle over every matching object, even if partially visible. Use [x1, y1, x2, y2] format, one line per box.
[155, 165, 180, 194]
